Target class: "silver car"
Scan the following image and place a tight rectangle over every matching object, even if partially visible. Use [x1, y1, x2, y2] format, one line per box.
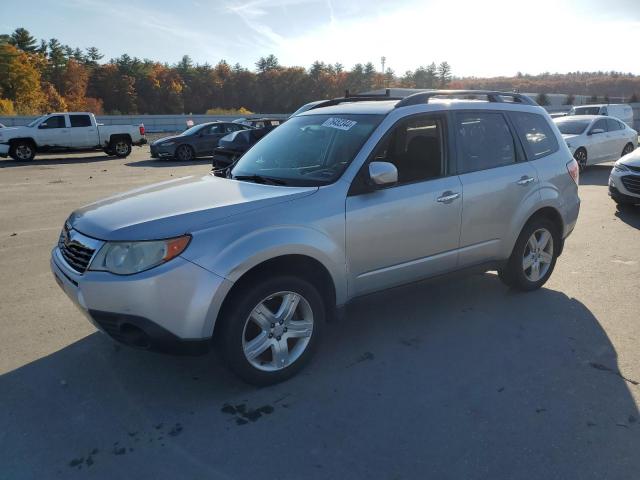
[51, 90, 580, 385]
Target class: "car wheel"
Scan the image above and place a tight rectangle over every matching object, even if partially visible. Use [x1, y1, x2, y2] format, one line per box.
[175, 145, 194, 161]
[10, 141, 36, 161]
[112, 138, 132, 158]
[621, 143, 634, 157]
[499, 217, 559, 291]
[216, 275, 325, 386]
[574, 148, 587, 171]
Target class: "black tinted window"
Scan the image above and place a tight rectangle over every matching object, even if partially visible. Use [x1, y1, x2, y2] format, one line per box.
[510, 112, 559, 159]
[371, 116, 444, 184]
[606, 118, 623, 131]
[42, 115, 66, 129]
[455, 112, 516, 173]
[69, 115, 91, 127]
[591, 119, 608, 133]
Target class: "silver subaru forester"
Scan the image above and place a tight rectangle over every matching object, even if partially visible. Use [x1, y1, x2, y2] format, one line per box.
[51, 90, 580, 385]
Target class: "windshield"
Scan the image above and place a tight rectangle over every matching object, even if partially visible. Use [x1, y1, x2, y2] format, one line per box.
[180, 124, 207, 136]
[571, 107, 600, 116]
[556, 119, 591, 135]
[230, 113, 383, 186]
[26, 116, 46, 127]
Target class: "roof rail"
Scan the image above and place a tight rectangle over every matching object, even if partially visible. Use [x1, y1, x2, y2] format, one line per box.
[307, 89, 403, 111]
[394, 90, 538, 108]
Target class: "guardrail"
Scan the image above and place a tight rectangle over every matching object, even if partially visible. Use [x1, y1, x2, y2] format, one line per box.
[0, 114, 289, 133]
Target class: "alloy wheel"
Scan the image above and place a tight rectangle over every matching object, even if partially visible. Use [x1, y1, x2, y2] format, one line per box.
[242, 291, 314, 372]
[115, 141, 129, 156]
[522, 228, 554, 282]
[574, 149, 587, 171]
[16, 144, 33, 160]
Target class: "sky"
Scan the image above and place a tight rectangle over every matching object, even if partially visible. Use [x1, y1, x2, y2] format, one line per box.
[2, 0, 640, 77]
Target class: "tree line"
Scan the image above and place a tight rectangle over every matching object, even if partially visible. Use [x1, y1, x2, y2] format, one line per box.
[0, 28, 453, 116]
[1, 27, 639, 116]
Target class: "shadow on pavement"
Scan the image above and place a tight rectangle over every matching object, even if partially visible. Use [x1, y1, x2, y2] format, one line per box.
[0, 155, 113, 168]
[126, 158, 213, 168]
[579, 164, 612, 186]
[1, 273, 638, 479]
[615, 203, 640, 229]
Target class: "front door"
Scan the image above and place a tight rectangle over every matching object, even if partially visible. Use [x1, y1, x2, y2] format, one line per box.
[35, 114, 71, 147]
[346, 114, 462, 296]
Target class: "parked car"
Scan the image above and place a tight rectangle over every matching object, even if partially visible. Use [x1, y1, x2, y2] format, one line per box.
[569, 104, 634, 127]
[0, 112, 146, 161]
[609, 149, 640, 206]
[51, 90, 580, 385]
[150, 121, 251, 161]
[212, 118, 281, 167]
[553, 115, 637, 170]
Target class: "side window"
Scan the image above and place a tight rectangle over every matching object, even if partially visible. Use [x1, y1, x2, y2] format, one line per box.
[41, 115, 66, 129]
[606, 118, 623, 131]
[455, 112, 516, 173]
[370, 115, 444, 185]
[69, 115, 92, 128]
[510, 112, 559, 159]
[591, 119, 608, 133]
[208, 124, 225, 134]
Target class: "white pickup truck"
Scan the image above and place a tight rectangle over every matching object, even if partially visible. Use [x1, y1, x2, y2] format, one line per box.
[0, 112, 146, 161]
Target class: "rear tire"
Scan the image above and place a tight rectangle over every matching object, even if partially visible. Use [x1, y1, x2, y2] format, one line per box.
[621, 143, 634, 157]
[111, 138, 132, 158]
[216, 275, 325, 386]
[499, 217, 560, 291]
[9, 141, 36, 161]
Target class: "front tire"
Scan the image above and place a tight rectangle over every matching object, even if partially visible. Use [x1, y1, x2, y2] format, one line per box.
[216, 275, 325, 386]
[9, 141, 36, 161]
[111, 138, 132, 158]
[175, 145, 194, 161]
[499, 218, 560, 291]
[574, 148, 587, 171]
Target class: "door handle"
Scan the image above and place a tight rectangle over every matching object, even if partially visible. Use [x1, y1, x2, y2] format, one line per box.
[436, 191, 460, 203]
[516, 176, 535, 186]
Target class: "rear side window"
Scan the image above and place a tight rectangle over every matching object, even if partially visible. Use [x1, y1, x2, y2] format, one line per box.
[69, 115, 92, 127]
[606, 118, 623, 131]
[510, 112, 559, 159]
[455, 112, 516, 173]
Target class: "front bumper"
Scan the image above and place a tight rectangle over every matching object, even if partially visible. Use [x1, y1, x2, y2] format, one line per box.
[50, 247, 233, 355]
[609, 169, 640, 203]
[150, 143, 175, 158]
[0, 143, 9, 158]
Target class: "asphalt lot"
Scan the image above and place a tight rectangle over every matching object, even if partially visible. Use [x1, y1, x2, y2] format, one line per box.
[1, 146, 639, 479]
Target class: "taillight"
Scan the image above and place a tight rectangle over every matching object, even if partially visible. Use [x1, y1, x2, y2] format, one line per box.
[139, 124, 145, 136]
[566, 158, 579, 185]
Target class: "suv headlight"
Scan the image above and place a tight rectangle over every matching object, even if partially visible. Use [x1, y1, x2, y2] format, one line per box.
[613, 163, 630, 173]
[89, 235, 190, 275]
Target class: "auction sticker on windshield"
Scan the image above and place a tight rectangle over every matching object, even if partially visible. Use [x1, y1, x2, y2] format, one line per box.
[322, 117, 357, 131]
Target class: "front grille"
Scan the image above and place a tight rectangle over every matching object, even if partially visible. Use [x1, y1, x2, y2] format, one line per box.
[58, 225, 96, 273]
[627, 164, 640, 173]
[621, 174, 640, 195]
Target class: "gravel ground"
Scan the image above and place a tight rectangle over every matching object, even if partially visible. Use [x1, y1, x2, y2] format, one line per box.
[0, 147, 639, 479]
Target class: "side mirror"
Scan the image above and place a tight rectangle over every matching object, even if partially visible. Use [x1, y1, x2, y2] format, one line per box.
[38, 123, 48, 129]
[589, 128, 605, 135]
[368, 161, 398, 187]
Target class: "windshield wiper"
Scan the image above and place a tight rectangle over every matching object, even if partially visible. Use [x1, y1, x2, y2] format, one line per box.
[232, 174, 287, 186]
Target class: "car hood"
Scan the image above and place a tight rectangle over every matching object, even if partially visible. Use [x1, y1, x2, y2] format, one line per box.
[151, 135, 182, 146]
[619, 149, 640, 168]
[561, 134, 581, 142]
[69, 175, 318, 241]
[0, 126, 28, 140]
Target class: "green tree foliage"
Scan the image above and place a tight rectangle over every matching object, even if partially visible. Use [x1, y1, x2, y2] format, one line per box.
[9, 28, 37, 52]
[437, 62, 452, 88]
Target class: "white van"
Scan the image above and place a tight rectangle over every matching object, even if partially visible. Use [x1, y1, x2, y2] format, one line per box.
[569, 104, 634, 127]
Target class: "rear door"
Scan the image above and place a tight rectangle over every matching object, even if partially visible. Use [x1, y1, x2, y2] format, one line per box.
[69, 114, 98, 148]
[454, 110, 540, 266]
[35, 114, 71, 147]
[346, 113, 462, 296]
[606, 118, 628, 159]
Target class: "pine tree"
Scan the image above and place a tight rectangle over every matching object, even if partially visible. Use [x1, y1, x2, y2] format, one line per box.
[9, 28, 37, 52]
[437, 61, 452, 88]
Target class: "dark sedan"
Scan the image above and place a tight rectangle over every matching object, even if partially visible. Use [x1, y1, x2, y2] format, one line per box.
[150, 121, 251, 161]
[212, 118, 282, 168]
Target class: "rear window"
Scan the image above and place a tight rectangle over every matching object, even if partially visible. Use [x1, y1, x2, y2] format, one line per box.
[69, 115, 92, 127]
[510, 112, 559, 159]
[572, 107, 600, 115]
[555, 119, 590, 135]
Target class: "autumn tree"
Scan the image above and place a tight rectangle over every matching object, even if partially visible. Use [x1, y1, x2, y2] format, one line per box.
[0, 44, 45, 114]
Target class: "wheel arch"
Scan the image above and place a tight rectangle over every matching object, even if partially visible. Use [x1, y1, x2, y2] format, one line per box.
[519, 206, 565, 256]
[9, 137, 37, 147]
[212, 254, 338, 338]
